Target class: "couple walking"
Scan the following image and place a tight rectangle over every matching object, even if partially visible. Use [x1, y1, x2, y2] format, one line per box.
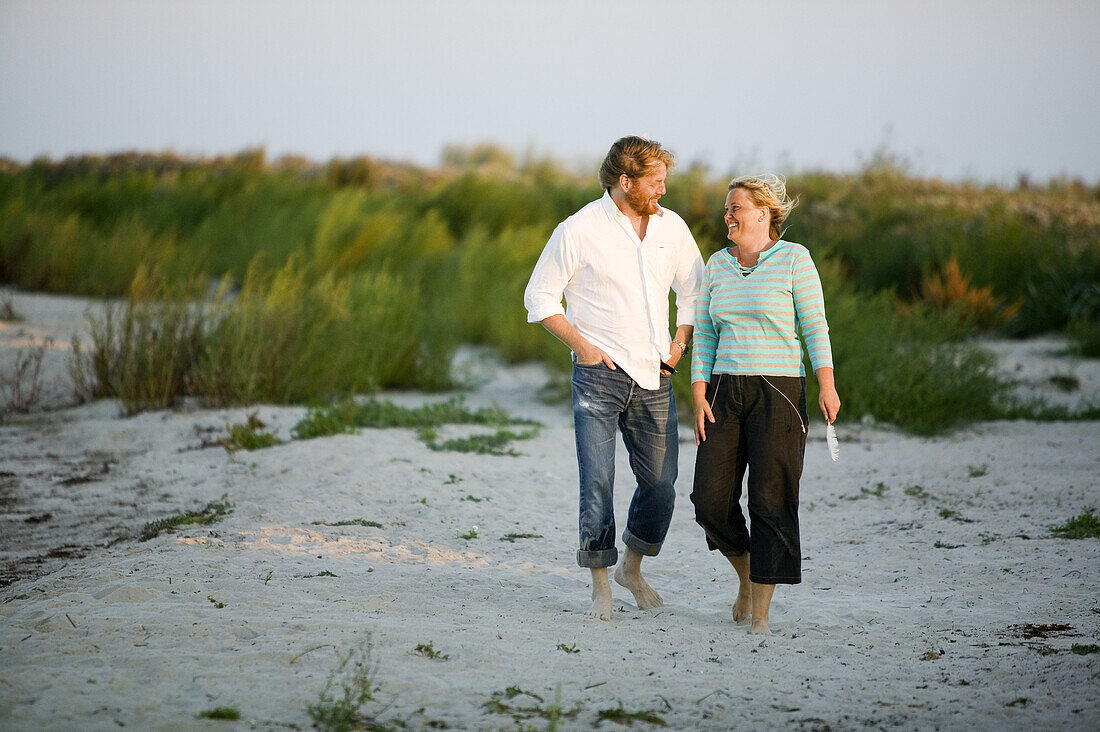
[524, 136, 841, 634]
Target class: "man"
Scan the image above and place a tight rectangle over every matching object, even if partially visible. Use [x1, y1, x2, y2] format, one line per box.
[524, 136, 704, 620]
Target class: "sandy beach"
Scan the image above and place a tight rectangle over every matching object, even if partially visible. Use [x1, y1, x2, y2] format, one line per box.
[2, 290, 1098, 730]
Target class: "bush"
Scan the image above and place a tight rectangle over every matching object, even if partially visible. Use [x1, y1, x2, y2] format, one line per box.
[812, 258, 1010, 435]
[72, 267, 208, 414]
[6, 151, 1096, 432]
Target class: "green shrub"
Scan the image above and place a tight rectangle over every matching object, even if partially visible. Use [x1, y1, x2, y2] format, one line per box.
[222, 416, 282, 451]
[1067, 315, 1100, 358]
[8, 151, 1100, 432]
[71, 267, 208, 414]
[809, 258, 1010, 434]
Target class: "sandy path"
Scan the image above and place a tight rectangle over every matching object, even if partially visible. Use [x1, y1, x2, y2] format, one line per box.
[1, 291, 1098, 730]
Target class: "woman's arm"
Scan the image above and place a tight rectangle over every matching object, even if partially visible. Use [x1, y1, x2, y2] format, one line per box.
[692, 379, 714, 445]
[792, 249, 840, 422]
[815, 366, 841, 424]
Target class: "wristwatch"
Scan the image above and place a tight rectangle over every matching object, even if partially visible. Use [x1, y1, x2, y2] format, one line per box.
[671, 338, 688, 352]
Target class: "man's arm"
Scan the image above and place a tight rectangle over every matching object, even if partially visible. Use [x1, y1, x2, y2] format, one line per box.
[669, 222, 705, 369]
[667, 324, 693, 369]
[539, 314, 615, 369]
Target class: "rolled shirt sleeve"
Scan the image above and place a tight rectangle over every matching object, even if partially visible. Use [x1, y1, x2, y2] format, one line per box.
[672, 234, 705, 329]
[524, 223, 572, 323]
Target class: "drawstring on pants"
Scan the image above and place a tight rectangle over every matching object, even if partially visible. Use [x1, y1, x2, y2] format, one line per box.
[760, 376, 806, 435]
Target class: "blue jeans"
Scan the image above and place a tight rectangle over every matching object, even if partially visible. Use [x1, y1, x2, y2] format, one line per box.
[571, 361, 678, 568]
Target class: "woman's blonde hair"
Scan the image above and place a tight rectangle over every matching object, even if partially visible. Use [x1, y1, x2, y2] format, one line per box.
[598, 136, 675, 191]
[729, 174, 798, 241]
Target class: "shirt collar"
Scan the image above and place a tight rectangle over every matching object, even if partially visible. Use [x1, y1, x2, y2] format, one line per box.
[600, 190, 666, 220]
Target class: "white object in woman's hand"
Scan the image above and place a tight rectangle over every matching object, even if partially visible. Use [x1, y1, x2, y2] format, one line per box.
[826, 423, 839, 462]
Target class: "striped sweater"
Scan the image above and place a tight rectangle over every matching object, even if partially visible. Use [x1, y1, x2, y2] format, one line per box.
[691, 240, 833, 382]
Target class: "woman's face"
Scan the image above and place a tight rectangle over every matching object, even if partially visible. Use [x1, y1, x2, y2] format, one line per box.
[723, 187, 769, 244]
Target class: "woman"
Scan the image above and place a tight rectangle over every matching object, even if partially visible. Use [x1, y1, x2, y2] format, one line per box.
[690, 174, 840, 635]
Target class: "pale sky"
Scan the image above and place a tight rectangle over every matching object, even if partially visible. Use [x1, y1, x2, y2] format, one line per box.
[2, 0, 1098, 183]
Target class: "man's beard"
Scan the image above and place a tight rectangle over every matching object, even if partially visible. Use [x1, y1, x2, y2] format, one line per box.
[626, 187, 658, 216]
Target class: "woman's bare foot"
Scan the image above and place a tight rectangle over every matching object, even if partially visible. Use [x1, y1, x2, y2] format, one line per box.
[749, 581, 775, 635]
[613, 547, 663, 610]
[748, 619, 771, 635]
[732, 590, 752, 623]
[585, 567, 613, 621]
[727, 554, 752, 623]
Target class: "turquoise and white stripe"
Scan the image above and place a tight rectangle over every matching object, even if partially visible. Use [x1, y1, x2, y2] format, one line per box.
[691, 240, 833, 382]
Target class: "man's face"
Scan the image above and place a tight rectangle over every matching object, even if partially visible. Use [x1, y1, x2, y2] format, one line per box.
[623, 162, 667, 216]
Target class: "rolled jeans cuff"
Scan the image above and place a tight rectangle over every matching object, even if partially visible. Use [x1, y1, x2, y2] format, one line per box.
[577, 547, 618, 568]
[622, 528, 662, 557]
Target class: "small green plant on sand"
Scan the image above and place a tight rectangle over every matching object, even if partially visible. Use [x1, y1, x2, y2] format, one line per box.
[221, 412, 281, 451]
[845, 482, 888, 500]
[904, 484, 931, 500]
[412, 641, 449, 661]
[208, 596, 226, 608]
[291, 401, 361, 439]
[968, 464, 989, 477]
[1051, 510, 1100, 539]
[1071, 643, 1100, 655]
[597, 702, 668, 727]
[458, 526, 479, 540]
[294, 396, 541, 440]
[140, 495, 234, 541]
[501, 532, 542, 542]
[419, 427, 539, 456]
[863, 482, 888, 498]
[313, 519, 383, 528]
[197, 706, 241, 720]
[307, 640, 377, 732]
[557, 643, 579, 654]
[483, 686, 580, 724]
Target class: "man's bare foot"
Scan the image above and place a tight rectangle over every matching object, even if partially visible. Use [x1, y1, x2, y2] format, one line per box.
[732, 590, 752, 623]
[613, 547, 663, 610]
[585, 567, 613, 621]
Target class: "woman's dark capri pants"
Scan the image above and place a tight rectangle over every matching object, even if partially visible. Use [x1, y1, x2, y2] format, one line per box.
[690, 374, 808, 584]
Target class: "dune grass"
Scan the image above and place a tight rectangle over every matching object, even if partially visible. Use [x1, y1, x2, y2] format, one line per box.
[5, 149, 1099, 434]
[307, 640, 378, 732]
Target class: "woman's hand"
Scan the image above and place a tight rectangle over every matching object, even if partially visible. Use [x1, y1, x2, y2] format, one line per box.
[692, 380, 714, 445]
[815, 367, 841, 424]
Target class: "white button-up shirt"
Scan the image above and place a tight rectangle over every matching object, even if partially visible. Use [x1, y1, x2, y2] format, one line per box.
[524, 191, 705, 390]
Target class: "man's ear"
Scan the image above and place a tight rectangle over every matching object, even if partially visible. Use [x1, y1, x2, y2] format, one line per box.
[619, 173, 632, 193]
